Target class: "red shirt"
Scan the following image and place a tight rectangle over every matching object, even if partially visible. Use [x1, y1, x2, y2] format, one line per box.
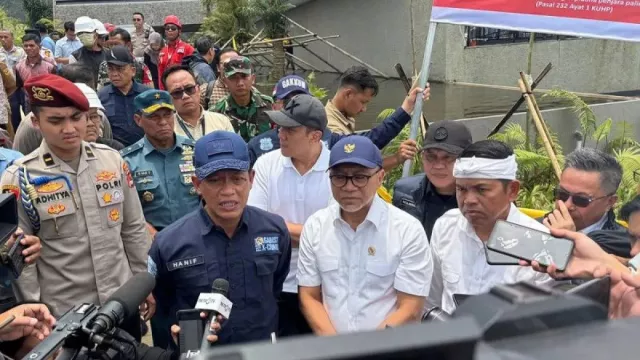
[158, 39, 194, 90]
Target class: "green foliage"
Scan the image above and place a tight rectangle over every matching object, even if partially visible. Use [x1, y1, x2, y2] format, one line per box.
[0, 8, 27, 45]
[21, 0, 51, 26]
[306, 72, 328, 100]
[543, 88, 597, 139]
[251, 0, 292, 39]
[199, 0, 256, 46]
[381, 120, 423, 192]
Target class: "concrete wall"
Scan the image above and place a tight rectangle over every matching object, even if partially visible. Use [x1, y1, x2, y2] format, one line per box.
[54, 0, 204, 27]
[431, 24, 640, 94]
[286, 0, 429, 78]
[456, 100, 640, 153]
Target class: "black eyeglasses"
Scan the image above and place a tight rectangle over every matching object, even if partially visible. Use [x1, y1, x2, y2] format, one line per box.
[554, 187, 612, 208]
[165, 26, 178, 32]
[133, 18, 143, 22]
[169, 85, 197, 99]
[329, 169, 381, 188]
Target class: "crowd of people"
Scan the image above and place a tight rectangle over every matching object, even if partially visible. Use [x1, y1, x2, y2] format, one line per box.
[0, 10, 637, 359]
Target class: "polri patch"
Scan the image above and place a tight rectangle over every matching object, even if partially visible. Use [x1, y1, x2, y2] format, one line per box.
[167, 255, 204, 271]
[255, 236, 279, 253]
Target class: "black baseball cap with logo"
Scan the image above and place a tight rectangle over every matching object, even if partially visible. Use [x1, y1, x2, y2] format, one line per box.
[265, 94, 327, 131]
[422, 120, 472, 155]
[106, 45, 134, 66]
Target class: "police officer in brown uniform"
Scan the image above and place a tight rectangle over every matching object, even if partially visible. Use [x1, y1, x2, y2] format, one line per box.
[0, 74, 153, 340]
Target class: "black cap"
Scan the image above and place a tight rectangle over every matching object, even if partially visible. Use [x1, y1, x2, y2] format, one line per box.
[422, 120, 472, 155]
[106, 45, 134, 66]
[265, 94, 327, 131]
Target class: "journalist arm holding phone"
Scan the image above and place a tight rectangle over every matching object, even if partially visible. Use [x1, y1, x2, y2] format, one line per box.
[520, 228, 640, 318]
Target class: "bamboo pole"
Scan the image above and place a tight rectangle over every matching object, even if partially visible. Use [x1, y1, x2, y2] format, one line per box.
[292, 38, 342, 73]
[247, 33, 315, 46]
[293, 35, 340, 46]
[395, 63, 428, 137]
[519, 72, 557, 155]
[285, 16, 389, 78]
[240, 29, 264, 53]
[452, 81, 635, 101]
[517, 78, 562, 180]
[286, 53, 321, 72]
[221, 37, 233, 50]
[488, 63, 553, 137]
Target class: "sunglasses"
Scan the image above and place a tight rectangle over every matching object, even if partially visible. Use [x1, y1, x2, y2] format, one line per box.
[165, 26, 179, 31]
[169, 85, 197, 99]
[554, 187, 611, 208]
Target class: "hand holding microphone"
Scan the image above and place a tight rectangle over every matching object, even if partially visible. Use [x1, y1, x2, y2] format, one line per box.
[171, 312, 223, 345]
[197, 278, 232, 351]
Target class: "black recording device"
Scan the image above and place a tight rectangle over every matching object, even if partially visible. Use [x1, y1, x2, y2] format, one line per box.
[486, 220, 575, 271]
[176, 309, 205, 356]
[484, 244, 520, 265]
[0, 194, 26, 282]
[22, 272, 156, 360]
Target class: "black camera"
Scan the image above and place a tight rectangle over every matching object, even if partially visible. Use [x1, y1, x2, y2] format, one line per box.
[0, 194, 26, 283]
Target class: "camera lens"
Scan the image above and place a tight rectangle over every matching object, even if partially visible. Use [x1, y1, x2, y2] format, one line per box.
[422, 306, 451, 322]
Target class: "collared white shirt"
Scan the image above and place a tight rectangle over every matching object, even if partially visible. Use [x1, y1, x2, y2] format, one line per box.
[429, 204, 553, 314]
[580, 213, 608, 234]
[297, 196, 432, 333]
[248, 145, 333, 293]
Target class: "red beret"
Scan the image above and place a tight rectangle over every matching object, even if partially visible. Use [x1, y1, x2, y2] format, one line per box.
[24, 74, 90, 112]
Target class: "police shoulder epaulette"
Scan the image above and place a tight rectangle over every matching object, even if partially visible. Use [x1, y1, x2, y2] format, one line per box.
[119, 142, 144, 157]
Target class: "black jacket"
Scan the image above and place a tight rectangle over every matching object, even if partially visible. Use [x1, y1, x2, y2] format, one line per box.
[392, 174, 458, 240]
[539, 210, 631, 258]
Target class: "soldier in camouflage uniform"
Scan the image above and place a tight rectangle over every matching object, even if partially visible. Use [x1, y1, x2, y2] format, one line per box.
[211, 57, 274, 142]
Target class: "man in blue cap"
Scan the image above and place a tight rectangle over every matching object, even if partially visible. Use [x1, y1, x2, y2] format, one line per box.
[121, 89, 199, 347]
[297, 136, 431, 334]
[148, 130, 292, 347]
[247, 75, 430, 167]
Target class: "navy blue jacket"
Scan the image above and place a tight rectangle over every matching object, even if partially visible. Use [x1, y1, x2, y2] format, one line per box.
[148, 206, 292, 346]
[247, 107, 411, 166]
[99, 82, 147, 147]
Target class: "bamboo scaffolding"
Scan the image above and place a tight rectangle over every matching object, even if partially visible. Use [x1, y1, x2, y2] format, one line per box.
[286, 53, 320, 72]
[293, 35, 340, 46]
[488, 63, 553, 137]
[246, 33, 315, 46]
[519, 72, 557, 155]
[285, 16, 389, 78]
[453, 81, 634, 101]
[291, 37, 342, 73]
[517, 78, 562, 180]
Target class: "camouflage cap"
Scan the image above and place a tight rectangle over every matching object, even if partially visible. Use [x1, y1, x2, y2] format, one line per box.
[223, 56, 252, 78]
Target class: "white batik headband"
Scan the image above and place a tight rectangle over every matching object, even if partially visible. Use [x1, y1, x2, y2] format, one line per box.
[453, 155, 518, 180]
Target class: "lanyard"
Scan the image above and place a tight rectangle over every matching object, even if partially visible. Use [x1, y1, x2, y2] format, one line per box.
[178, 116, 205, 141]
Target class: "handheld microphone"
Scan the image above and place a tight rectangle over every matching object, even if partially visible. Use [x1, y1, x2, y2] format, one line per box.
[197, 278, 232, 352]
[90, 272, 156, 335]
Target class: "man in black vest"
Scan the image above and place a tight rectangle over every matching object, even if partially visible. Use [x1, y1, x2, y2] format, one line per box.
[392, 120, 472, 239]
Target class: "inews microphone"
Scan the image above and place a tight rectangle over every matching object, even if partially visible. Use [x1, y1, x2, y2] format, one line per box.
[90, 272, 156, 335]
[197, 278, 232, 352]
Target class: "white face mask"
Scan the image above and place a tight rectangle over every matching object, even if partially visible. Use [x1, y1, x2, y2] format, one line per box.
[78, 33, 95, 47]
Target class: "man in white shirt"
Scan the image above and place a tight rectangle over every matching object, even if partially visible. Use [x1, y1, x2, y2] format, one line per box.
[298, 136, 432, 334]
[248, 94, 332, 337]
[429, 140, 552, 314]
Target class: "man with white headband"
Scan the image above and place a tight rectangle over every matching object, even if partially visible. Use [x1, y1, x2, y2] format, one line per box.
[428, 140, 552, 314]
